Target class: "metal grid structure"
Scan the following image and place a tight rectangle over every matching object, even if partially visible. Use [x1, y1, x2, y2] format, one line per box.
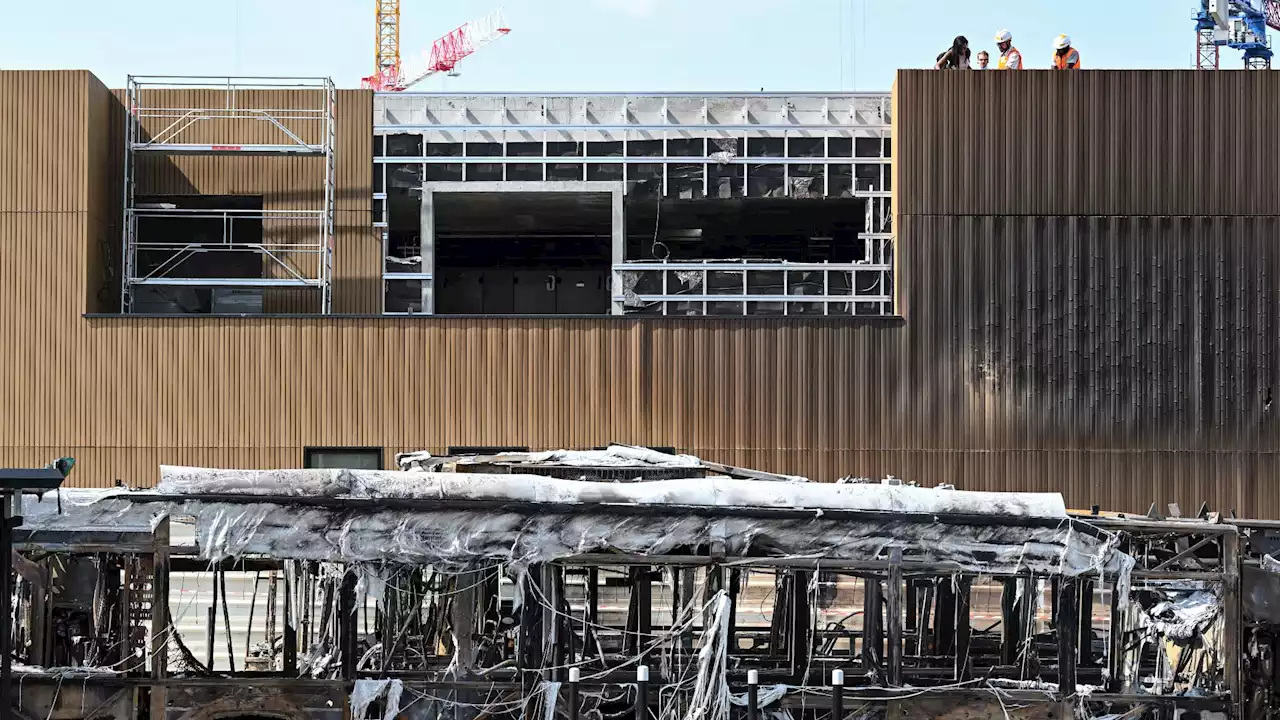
[373, 92, 894, 317]
[7, 489, 1259, 720]
[121, 76, 337, 314]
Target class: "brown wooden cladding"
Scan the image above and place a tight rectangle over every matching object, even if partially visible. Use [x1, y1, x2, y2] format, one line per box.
[895, 70, 1280, 217]
[0, 71, 92, 213]
[4, 211, 1278, 515]
[4, 69, 1280, 520]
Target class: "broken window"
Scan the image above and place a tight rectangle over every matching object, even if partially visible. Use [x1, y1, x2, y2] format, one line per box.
[433, 192, 613, 315]
[619, 196, 890, 316]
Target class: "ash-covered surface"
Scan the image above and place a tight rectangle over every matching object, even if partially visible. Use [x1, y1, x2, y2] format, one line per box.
[19, 466, 1127, 584]
[156, 466, 1069, 518]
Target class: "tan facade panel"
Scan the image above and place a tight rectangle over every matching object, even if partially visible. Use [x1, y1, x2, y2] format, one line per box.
[336, 90, 373, 215]
[0, 71, 91, 213]
[895, 70, 1280, 217]
[333, 210, 380, 313]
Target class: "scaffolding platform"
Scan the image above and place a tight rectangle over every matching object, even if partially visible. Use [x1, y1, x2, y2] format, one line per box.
[121, 76, 337, 314]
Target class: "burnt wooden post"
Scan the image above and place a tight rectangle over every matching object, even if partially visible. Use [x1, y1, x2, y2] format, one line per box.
[206, 570, 217, 669]
[1077, 578, 1094, 667]
[1224, 530, 1242, 718]
[1107, 575, 1125, 693]
[862, 577, 883, 679]
[339, 568, 358, 680]
[1018, 576, 1037, 681]
[886, 552, 904, 687]
[150, 517, 171, 720]
[636, 567, 652, 654]
[283, 562, 297, 675]
[999, 578, 1020, 666]
[586, 566, 599, 653]
[934, 576, 956, 656]
[789, 570, 812, 682]
[905, 578, 918, 636]
[954, 575, 972, 681]
[1057, 578, 1078, 696]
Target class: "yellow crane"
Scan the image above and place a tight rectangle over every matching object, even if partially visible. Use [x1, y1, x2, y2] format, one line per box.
[375, 0, 402, 82]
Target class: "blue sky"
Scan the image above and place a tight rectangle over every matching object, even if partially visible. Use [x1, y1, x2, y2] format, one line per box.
[0, 1, 1213, 91]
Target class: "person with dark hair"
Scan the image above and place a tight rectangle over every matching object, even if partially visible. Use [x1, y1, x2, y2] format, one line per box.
[935, 36, 971, 69]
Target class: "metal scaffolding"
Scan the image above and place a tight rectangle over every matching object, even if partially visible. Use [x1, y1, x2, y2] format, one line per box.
[121, 76, 336, 314]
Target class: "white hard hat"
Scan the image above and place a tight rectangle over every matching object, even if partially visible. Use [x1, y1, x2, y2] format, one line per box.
[995, 29, 1012, 43]
[1055, 33, 1071, 50]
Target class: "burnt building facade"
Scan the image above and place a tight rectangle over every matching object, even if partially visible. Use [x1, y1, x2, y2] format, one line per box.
[0, 69, 1277, 516]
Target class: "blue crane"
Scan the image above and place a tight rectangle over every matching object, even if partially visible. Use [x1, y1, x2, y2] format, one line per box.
[1196, 0, 1280, 69]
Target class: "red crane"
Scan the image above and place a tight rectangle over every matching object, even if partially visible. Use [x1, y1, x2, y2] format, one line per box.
[363, 8, 510, 91]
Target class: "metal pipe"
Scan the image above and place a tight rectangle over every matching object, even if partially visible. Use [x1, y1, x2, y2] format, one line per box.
[636, 664, 649, 720]
[0, 512, 14, 720]
[568, 666, 580, 720]
[831, 668, 844, 720]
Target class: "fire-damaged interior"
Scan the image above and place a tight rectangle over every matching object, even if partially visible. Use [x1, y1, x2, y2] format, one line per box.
[7, 448, 1278, 720]
[431, 193, 613, 315]
[621, 197, 885, 316]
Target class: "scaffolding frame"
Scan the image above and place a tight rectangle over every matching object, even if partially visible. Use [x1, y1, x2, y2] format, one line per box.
[121, 76, 337, 314]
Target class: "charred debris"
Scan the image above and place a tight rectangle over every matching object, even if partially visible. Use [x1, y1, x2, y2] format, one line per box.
[5, 446, 1280, 720]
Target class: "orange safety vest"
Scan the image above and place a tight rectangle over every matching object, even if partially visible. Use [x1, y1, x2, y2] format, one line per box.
[998, 47, 1023, 70]
[1053, 48, 1081, 69]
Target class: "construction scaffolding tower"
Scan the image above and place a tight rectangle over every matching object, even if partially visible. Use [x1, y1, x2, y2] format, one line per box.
[121, 76, 336, 314]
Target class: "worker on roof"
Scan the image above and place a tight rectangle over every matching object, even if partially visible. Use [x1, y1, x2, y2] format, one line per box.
[1052, 34, 1082, 69]
[935, 36, 971, 69]
[994, 30, 1022, 70]
[975, 50, 990, 69]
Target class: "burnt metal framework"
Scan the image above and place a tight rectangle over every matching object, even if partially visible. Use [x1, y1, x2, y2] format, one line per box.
[7, 498, 1267, 720]
[121, 76, 337, 314]
[372, 93, 894, 317]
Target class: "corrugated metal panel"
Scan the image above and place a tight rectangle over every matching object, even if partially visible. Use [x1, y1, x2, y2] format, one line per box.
[336, 90, 373, 215]
[895, 70, 1280, 217]
[85, 76, 122, 313]
[333, 210, 380, 314]
[0, 71, 89, 213]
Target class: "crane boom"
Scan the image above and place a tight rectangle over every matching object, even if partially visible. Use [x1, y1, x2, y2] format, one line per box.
[1268, 0, 1280, 29]
[362, 8, 509, 92]
[397, 9, 510, 90]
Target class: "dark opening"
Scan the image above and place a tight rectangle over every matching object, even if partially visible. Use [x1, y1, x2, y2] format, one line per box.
[132, 195, 265, 314]
[385, 165, 423, 276]
[434, 192, 613, 315]
[304, 447, 383, 470]
[626, 196, 867, 263]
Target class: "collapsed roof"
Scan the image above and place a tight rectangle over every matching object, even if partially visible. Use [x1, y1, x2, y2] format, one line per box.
[18, 448, 1132, 583]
